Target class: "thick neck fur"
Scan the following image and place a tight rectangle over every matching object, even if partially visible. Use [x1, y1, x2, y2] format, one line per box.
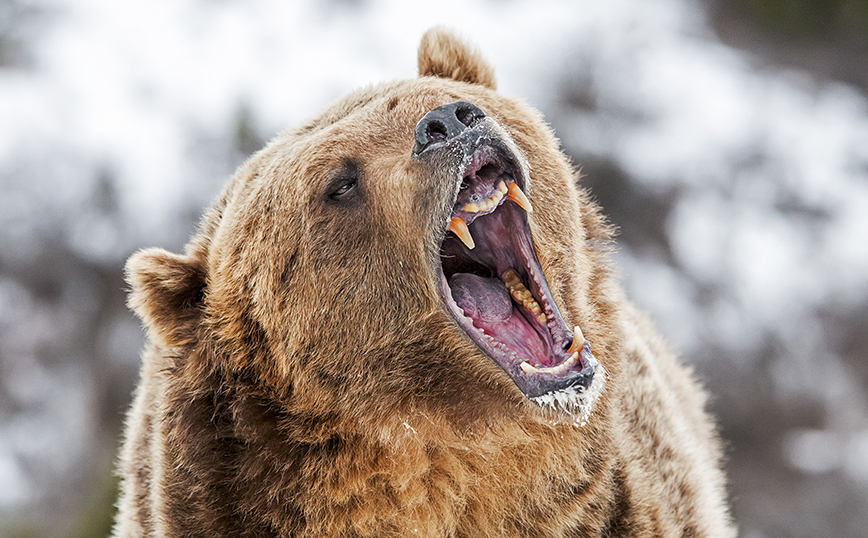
[123, 341, 631, 537]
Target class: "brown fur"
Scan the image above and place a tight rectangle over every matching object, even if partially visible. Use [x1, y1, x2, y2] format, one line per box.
[113, 28, 735, 537]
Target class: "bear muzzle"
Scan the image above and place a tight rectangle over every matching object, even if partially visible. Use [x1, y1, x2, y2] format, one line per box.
[414, 101, 603, 415]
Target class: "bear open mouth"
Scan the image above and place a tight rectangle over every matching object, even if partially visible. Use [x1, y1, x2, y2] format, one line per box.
[437, 144, 599, 403]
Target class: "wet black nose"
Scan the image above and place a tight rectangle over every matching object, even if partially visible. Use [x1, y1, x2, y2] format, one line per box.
[412, 101, 486, 155]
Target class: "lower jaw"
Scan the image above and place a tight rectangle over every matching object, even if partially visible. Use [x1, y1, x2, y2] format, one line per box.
[439, 270, 598, 399]
[447, 270, 558, 366]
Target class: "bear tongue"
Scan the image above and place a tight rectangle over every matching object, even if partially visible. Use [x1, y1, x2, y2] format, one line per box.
[448, 273, 548, 361]
[449, 273, 512, 322]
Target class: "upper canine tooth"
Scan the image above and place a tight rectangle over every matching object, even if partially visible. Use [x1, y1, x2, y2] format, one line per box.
[507, 182, 534, 213]
[448, 216, 475, 249]
[498, 180, 508, 194]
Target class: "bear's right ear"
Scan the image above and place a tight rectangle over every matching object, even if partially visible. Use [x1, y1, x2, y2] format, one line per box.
[125, 248, 206, 349]
[418, 27, 496, 89]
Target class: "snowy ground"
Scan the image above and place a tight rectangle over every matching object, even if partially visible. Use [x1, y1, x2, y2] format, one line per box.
[1, 0, 867, 536]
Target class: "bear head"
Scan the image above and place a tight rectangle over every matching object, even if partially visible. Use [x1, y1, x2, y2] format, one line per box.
[125, 28, 622, 434]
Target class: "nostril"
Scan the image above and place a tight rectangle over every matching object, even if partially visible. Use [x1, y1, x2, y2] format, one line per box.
[426, 121, 448, 143]
[456, 105, 483, 128]
[412, 101, 488, 157]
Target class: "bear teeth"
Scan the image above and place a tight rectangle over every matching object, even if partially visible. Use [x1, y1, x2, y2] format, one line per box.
[566, 326, 585, 354]
[502, 269, 545, 323]
[448, 216, 474, 249]
[520, 351, 580, 375]
[464, 180, 508, 213]
[449, 180, 530, 251]
[507, 181, 533, 213]
[520, 361, 539, 374]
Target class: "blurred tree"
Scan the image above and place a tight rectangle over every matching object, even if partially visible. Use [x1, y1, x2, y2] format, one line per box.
[709, 0, 868, 93]
[0, 0, 41, 67]
[724, 0, 868, 38]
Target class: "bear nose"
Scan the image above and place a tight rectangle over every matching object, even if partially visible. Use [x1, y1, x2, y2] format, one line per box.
[413, 101, 486, 155]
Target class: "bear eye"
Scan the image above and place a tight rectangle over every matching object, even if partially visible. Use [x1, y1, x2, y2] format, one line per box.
[330, 179, 356, 198]
[327, 163, 360, 201]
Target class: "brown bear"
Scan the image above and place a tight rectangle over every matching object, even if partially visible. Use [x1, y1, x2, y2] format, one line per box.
[112, 28, 735, 538]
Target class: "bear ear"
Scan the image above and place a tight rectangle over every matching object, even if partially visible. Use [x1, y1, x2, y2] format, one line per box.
[418, 27, 497, 90]
[125, 248, 206, 349]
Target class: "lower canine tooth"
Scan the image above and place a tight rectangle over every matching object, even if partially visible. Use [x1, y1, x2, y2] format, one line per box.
[520, 361, 539, 374]
[567, 326, 586, 353]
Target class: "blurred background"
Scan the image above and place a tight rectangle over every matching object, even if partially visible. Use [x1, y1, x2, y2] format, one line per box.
[1, 0, 867, 536]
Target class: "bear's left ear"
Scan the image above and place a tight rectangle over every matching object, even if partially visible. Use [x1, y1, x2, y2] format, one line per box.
[125, 248, 206, 349]
[418, 27, 496, 90]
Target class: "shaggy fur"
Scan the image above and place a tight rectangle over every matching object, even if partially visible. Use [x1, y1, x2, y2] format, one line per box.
[113, 28, 735, 537]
